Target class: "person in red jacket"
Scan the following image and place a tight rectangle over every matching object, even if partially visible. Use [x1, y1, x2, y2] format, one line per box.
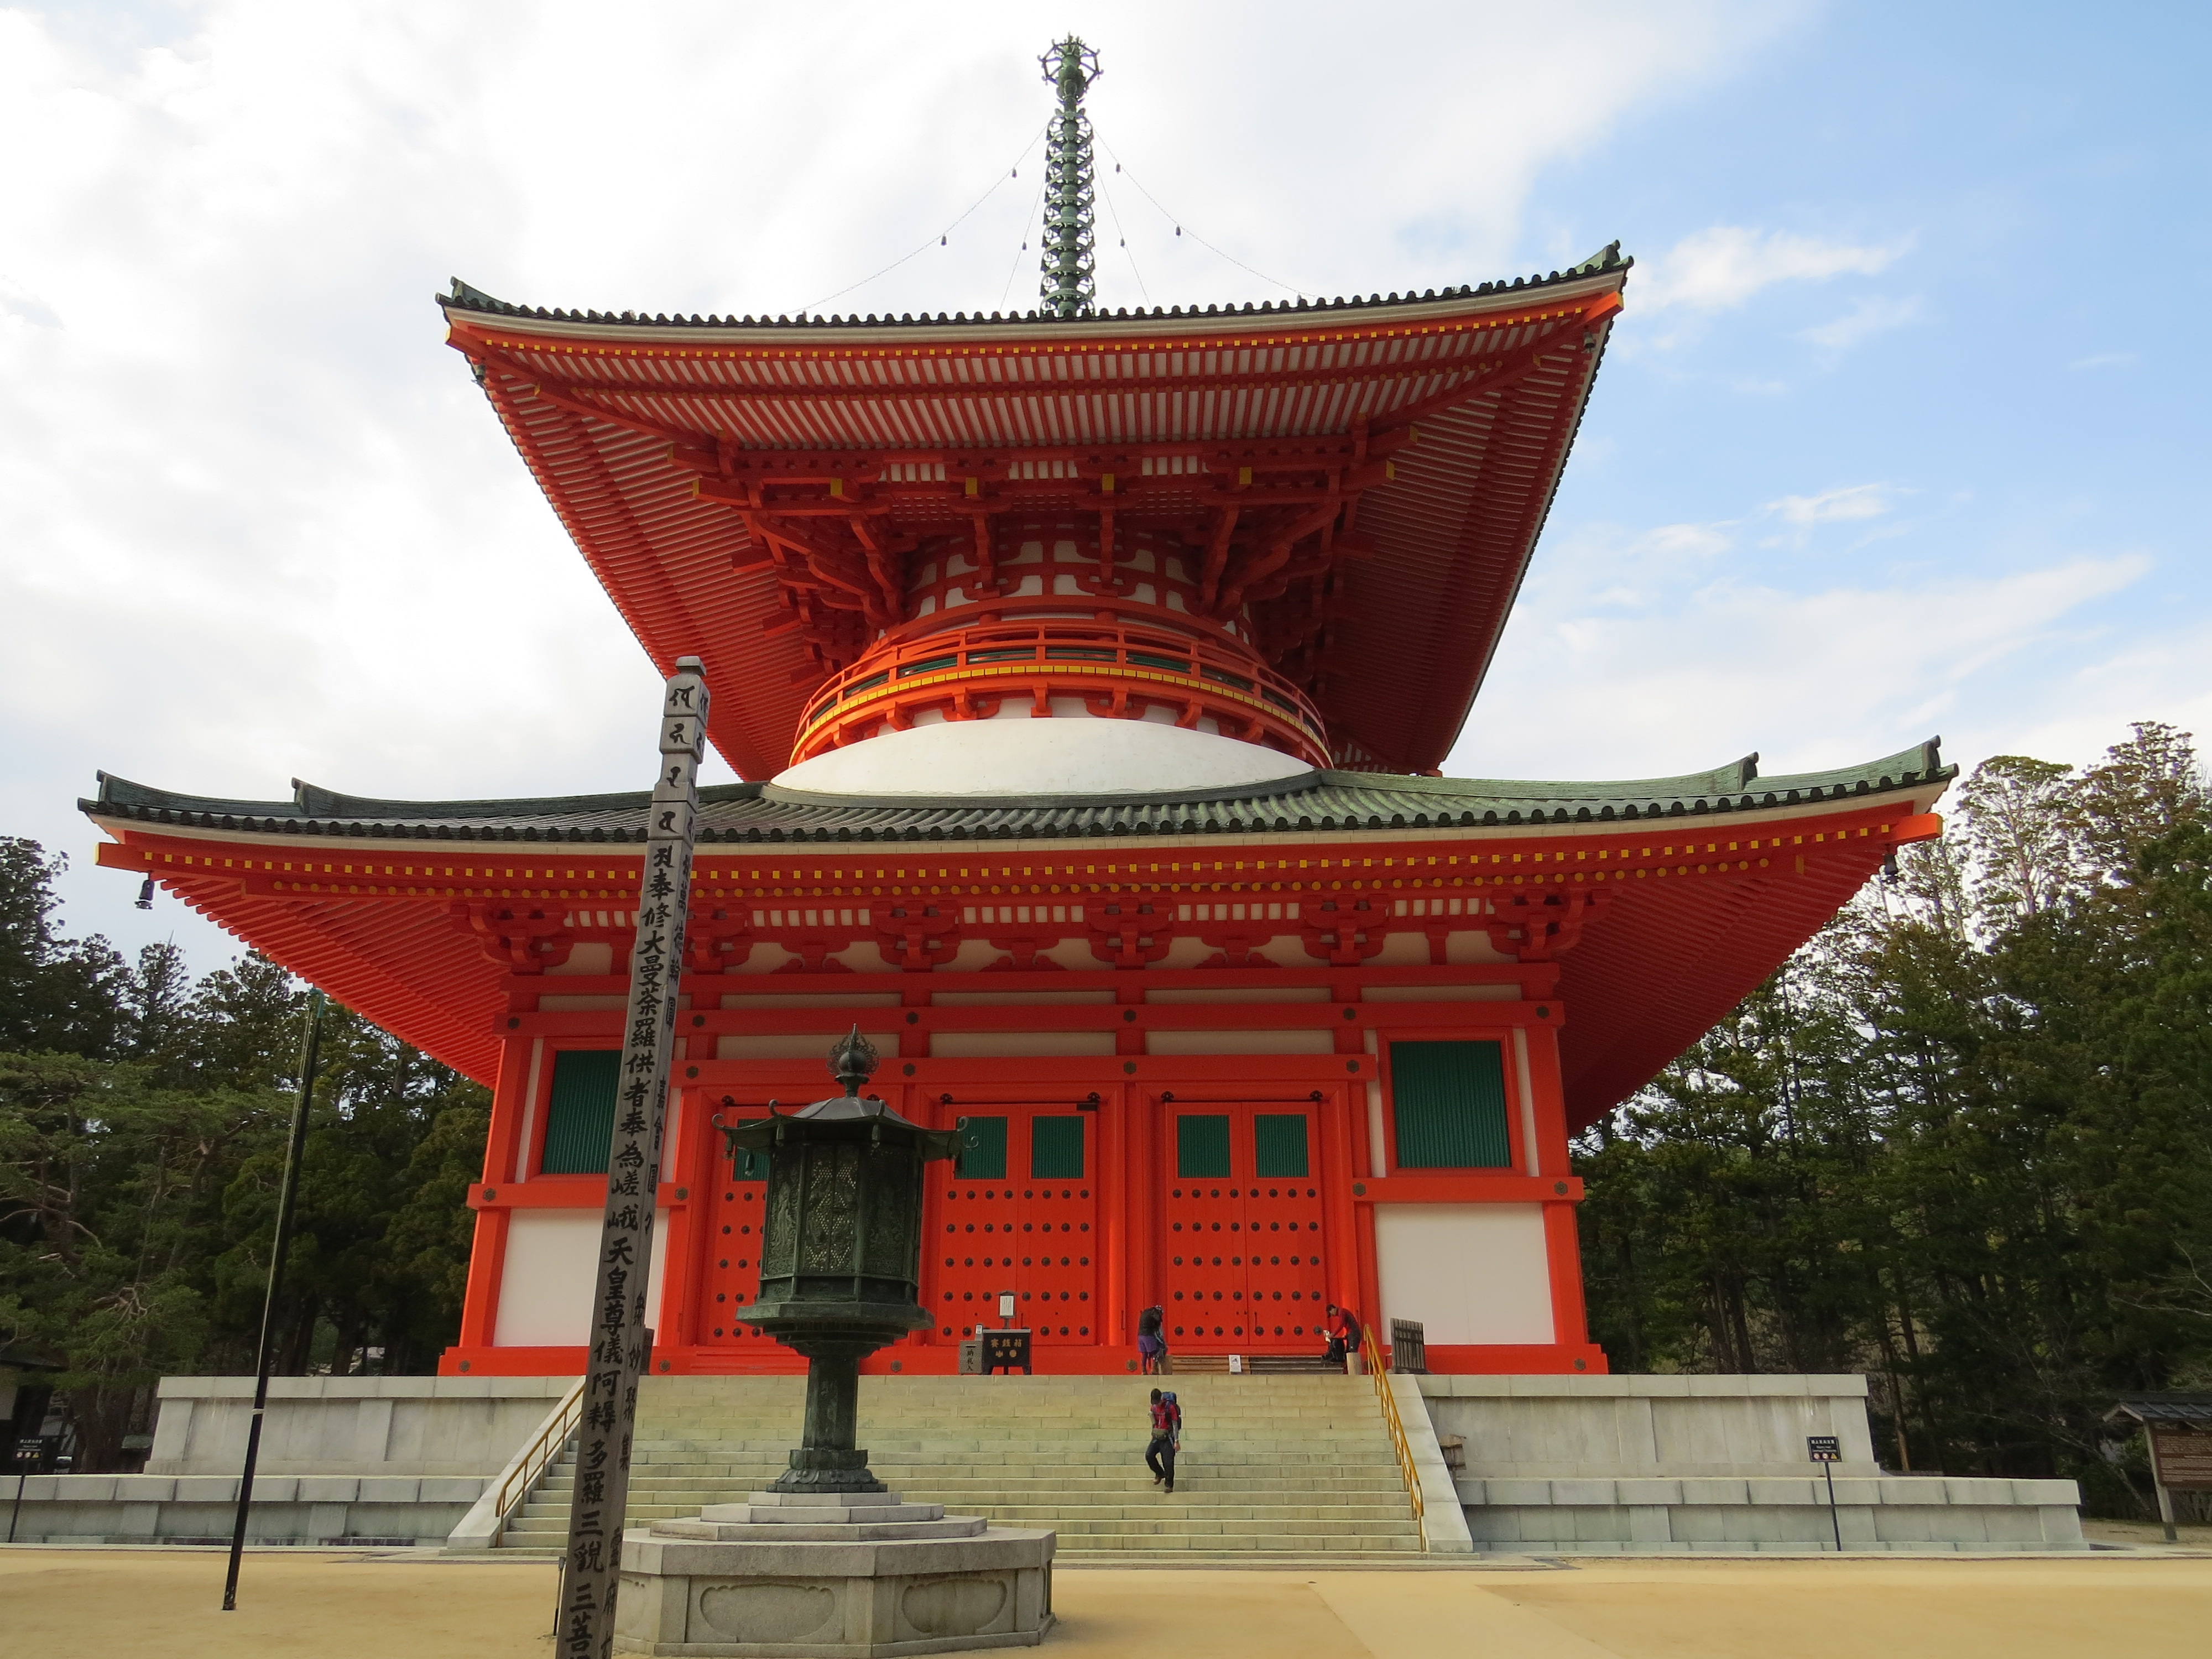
[1322, 1304, 1363, 1372]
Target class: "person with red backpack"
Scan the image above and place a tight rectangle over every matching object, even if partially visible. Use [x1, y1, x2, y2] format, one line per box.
[1145, 1386, 1181, 1494]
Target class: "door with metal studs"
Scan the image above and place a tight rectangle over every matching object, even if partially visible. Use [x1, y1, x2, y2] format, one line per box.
[1162, 1104, 1329, 1352]
[927, 1105, 1100, 1347]
[698, 1100, 779, 1354]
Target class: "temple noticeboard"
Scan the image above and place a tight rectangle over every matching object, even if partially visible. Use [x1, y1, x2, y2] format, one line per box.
[2150, 1426, 2212, 1493]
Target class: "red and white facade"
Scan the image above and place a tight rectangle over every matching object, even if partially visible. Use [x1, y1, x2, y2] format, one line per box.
[83, 257, 1953, 1378]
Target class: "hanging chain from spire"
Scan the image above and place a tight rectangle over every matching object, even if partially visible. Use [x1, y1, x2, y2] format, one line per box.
[1038, 36, 1100, 318]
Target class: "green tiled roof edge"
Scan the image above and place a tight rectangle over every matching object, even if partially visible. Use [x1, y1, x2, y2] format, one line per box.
[81, 740, 1950, 845]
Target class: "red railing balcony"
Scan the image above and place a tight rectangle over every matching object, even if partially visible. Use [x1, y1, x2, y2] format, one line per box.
[790, 616, 1331, 769]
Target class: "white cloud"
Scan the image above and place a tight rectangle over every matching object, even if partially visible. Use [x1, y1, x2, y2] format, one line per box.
[1452, 553, 2151, 786]
[1635, 226, 1907, 314]
[0, 274, 61, 330]
[1768, 484, 1893, 525]
[1798, 293, 1925, 349]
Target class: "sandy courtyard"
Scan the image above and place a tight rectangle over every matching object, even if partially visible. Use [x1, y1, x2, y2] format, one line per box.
[3, 1547, 2210, 1658]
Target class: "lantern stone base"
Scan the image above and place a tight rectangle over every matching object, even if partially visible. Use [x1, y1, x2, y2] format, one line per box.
[614, 1491, 1055, 1657]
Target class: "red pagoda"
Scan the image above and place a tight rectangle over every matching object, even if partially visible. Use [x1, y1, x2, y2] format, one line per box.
[81, 49, 1949, 1380]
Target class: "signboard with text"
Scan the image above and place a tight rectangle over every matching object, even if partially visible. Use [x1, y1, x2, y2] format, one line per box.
[2150, 1427, 2212, 1493]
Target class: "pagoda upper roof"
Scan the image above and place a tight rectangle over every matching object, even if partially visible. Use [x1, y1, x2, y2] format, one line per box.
[82, 739, 1948, 1128]
[437, 247, 1631, 779]
[438, 251, 1627, 335]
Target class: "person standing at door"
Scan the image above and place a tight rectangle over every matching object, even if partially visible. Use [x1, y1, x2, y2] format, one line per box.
[1145, 1386, 1181, 1494]
[1322, 1303, 1363, 1372]
[1138, 1304, 1170, 1374]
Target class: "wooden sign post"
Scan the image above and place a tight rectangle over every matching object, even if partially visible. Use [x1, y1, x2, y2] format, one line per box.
[2148, 1425, 2212, 1544]
[557, 656, 708, 1659]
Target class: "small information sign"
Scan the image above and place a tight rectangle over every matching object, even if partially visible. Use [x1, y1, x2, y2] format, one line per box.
[2149, 1426, 2212, 1493]
[982, 1328, 1033, 1375]
[1807, 1435, 1844, 1549]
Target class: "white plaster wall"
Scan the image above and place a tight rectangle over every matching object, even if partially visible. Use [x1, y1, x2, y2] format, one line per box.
[1149, 986, 1329, 1004]
[1361, 984, 1519, 1001]
[547, 943, 614, 975]
[932, 990, 1115, 1005]
[1375, 1203, 1554, 1345]
[719, 992, 904, 1008]
[928, 1030, 1116, 1057]
[773, 717, 1311, 797]
[1142, 1029, 1334, 1055]
[717, 1031, 900, 1060]
[493, 1210, 670, 1348]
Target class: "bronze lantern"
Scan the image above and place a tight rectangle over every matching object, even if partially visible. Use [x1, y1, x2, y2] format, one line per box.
[722, 1028, 959, 1493]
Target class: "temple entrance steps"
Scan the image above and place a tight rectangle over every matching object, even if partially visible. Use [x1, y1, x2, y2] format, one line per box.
[1163, 1354, 1343, 1375]
[500, 1373, 1423, 1562]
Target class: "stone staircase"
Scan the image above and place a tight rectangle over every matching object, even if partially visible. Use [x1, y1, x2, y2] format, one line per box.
[502, 1374, 1422, 1563]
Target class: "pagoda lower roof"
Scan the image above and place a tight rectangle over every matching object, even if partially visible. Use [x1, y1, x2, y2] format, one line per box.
[83, 743, 1949, 1131]
[85, 743, 1941, 844]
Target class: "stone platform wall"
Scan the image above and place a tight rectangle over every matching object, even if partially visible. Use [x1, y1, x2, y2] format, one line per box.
[6, 1377, 566, 1547]
[1415, 1374, 2085, 1553]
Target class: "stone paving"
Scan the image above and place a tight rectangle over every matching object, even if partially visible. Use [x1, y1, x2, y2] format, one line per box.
[3, 1545, 2211, 1657]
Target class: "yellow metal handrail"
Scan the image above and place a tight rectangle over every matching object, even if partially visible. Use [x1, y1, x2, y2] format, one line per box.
[495, 1374, 586, 1526]
[1359, 1325, 1426, 1549]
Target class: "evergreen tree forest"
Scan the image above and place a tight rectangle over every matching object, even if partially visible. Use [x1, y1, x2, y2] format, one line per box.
[0, 839, 488, 1469]
[1577, 723, 2212, 1517]
[2, 725, 2207, 1514]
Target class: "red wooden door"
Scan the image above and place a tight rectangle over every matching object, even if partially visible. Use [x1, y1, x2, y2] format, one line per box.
[925, 1106, 1099, 1347]
[698, 1102, 779, 1353]
[1244, 1112, 1329, 1346]
[1162, 1106, 1329, 1353]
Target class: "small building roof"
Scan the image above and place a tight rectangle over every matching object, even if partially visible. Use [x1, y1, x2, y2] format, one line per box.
[2107, 1394, 2212, 1427]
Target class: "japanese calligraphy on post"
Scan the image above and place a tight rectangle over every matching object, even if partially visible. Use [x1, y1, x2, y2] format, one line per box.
[559, 655, 708, 1659]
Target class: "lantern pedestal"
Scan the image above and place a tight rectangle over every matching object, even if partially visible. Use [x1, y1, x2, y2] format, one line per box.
[615, 1489, 1054, 1657]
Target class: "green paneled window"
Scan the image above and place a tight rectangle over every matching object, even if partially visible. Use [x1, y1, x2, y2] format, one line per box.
[956, 1115, 1008, 1180]
[1176, 1114, 1232, 1178]
[730, 1135, 770, 1182]
[1389, 1040, 1512, 1169]
[540, 1049, 619, 1175]
[1030, 1115, 1085, 1179]
[1254, 1113, 1310, 1178]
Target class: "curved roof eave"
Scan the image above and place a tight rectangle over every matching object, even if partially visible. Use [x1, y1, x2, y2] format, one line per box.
[435, 246, 1633, 346]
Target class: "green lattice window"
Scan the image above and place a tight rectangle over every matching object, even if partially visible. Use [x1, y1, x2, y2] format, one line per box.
[956, 1115, 1008, 1180]
[1176, 1114, 1231, 1178]
[1389, 1040, 1512, 1169]
[1030, 1115, 1085, 1179]
[1254, 1114, 1310, 1178]
[540, 1049, 619, 1175]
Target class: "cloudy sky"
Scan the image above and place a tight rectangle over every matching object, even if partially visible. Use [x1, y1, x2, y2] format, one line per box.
[4, 1, 2207, 971]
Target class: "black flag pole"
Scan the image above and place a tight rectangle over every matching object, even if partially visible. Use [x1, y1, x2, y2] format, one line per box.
[222, 988, 326, 1610]
[557, 656, 708, 1659]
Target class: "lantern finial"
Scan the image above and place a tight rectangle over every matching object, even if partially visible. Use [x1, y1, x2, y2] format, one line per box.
[828, 1026, 879, 1096]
